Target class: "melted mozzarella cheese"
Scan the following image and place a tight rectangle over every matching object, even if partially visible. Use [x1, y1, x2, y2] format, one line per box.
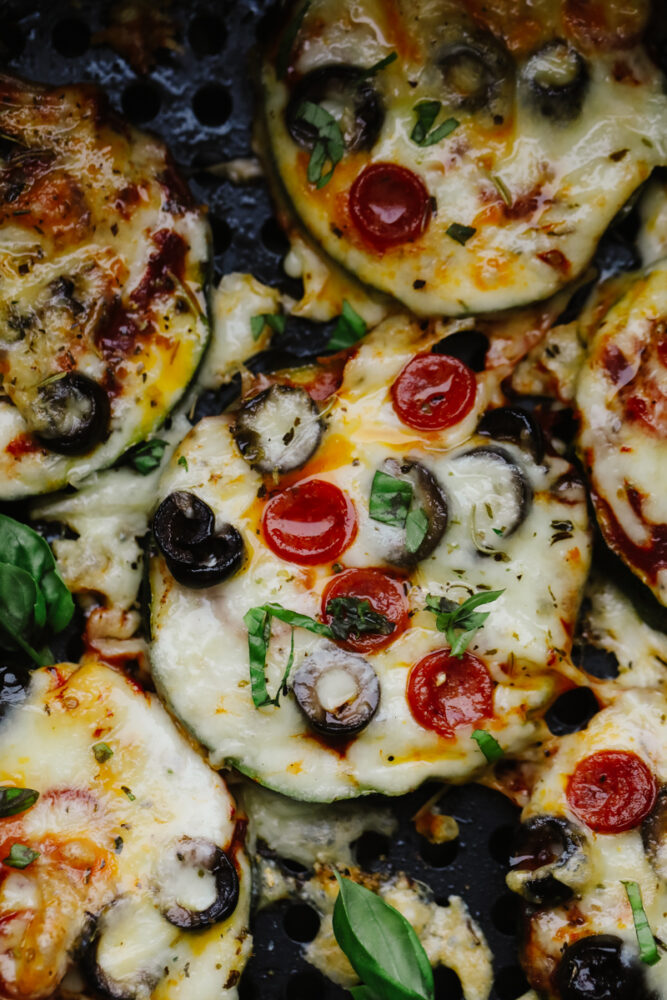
[0, 658, 251, 1000]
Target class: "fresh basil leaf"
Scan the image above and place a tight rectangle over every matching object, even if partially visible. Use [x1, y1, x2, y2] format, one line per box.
[446, 223, 476, 245]
[93, 742, 114, 763]
[276, 0, 311, 79]
[0, 514, 74, 635]
[425, 589, 504, 658]
[471, 730, 504, 763]
[326, 300, 368, 351]
[4, 843, 39, 869]
[251, 313, 286, 341]
[405, 508, 428, 554]
[298, 101, 345, 188]
[0, 786, 39, 818]
[623, 881, 660, 965]
[411, 102, 459, 147]
[0, 563, 51, 666]
[333, 873, 435, 1000]
[356, 51, 397, 80]
[177, 455, 188, 471]
[369, 471, 413, 528]
[350, 988, 382, 1000]
[262, 603, 333, 638]
[325, 597, 395, 642]
[129, 438, 168, 475]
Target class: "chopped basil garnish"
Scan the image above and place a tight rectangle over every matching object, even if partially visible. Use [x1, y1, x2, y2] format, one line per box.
[3, 843, 39, 869]
[0, 786, 39, 819]
[93, 742, 113, 763]
[357, 51, 398, 80]
[471, 730, 504, 763]
[129, 438, 168, 475]
[251, 312, 286, 341]
[177, 455, 188, 471]
[405, 507, 429, 554]
[491, 174, 511, 207]
[325, 596, 394, 642]
[121, 786, 136, 802]
[276, 0, 310, 79]
[411, 101, 459, 147]
[244, 602, 334, 708]
[326, 299, 367, 351]
[446, 223, 476, 246]
[426, 589, 504, 658]
[297, 101, 345, 189]
[333, 872, 435, 1000]
[369, 470, 413, 527]
[623, 880, 660, 965]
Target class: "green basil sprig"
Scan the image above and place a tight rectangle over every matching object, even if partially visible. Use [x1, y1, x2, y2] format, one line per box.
[297, 102, 345, 188]
[411, 102, 459, 147]
[357, 51, 398, 80]
[251, 312, 286, 341]
[325, 597, 394, 643]
[425, 589, 504, 658]
[369, 471, 429, 554]
[0, 514, 74, 667]
[446, 223, 476, 246]
[0, 786, 39, 818]
[3, 843, 39, 869]
[326, 300, 367, 351]
[623, 880, 661, 965]
[333, 873, 434, 1000]
[471, 730, 504, 763]
[129, 438, 168, 475]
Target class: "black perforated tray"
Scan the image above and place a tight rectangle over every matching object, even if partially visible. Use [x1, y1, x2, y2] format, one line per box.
[0, 3, 553, 997]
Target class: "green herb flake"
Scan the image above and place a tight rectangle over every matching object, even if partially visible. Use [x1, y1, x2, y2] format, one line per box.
[251, 312, 286, 341]
[446, 223, 476, 246]
[326, 300, 367, 351]
[325, 597, 395, 642]
[426, 589, 504, 658]
[93, 742, 114, 764]
[276, 0, 310, 79]
[369, 471, 413, 528]
[471, 730, 504, 763]
[129, 438, 168, 475]
[3, 843, 39, 869]
[405, 508, 429, 554]
[121, 786, 136, 802]
[177, 456, 188, 472]
[357, 51, 397, 80]
[623, 880, 661, 965]
[491, 174, 512, 207]
[333, 873, 435, 1000]
[411, 101, 459, 147]
[297, 101, 345, 188]
[0, 786, 39, 819]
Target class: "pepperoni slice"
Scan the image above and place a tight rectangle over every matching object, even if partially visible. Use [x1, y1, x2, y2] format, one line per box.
[391, 353, 477, 431]
[321, 567, 409, 653]
[566, 750, 657, 834]
[262, 479, 357, 565]
[349, 163, 431, 250]
[407, 649, 495, 739]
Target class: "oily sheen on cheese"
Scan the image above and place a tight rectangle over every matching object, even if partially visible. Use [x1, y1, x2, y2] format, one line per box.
[0, 75, 210, 499]
[150, 318, 591, 801]
[0, 658, 251, 1000]
[261, 0, 667, 316]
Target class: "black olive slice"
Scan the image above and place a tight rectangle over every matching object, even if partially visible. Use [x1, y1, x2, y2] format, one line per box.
[157, 837, 239, 929]
[30, 372, 111, 455]
[436, 31, 514, 116]
[84, 897, 170, 1000]
[507, 815, 589, 905]
[153, 491, 244, 588]
[555, 935, 652, 1000]
[376, 457, 449, 568]
[477, 406, 545, 463]
[232, 385, 323, 474]
[642, 786, 667, 880]
[286, 64, 384, 152]
[453, 445, 531, 552]
[292, 644, 380, 738]
[431, 329, 489, 372]
[524, 39, 589, 122]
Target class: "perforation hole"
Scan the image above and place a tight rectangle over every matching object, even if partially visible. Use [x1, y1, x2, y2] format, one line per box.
[210, 215, 232, 255]
[285, 970, 331, 1000]
[353, 830, 391, 869]
[545, 687, 599, 736]
[488, 824, 515, 867]
[494, 965, 530, 1000]
[261, 216, 290, 256]
[418, 836, 459, 868]
[0, 20, 25, 60]
[283, 903, 320, 943]
[121, 81, 162, 123]
[189, 11, 226, 55]
[433, 966, 463, 1000]
[52, 17, 90, 57]
[491, 893, 522, 936]
[193, 83, 232, 126]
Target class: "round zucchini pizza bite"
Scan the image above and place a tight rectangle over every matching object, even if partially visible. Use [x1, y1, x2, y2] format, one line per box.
[150, 317, 591, 802]
[260, 0, 667, 317]
[0, 656, 251, 1000]
[0, 74, 210, 500]
[576, 259, 667, 606]
[507, 689, 667, 1000]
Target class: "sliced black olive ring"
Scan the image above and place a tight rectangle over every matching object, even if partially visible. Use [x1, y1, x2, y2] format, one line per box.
[555, 934, 653, 1000]
[477, 406, 545, 463]
[376, 457, 449, 569]
[83, 897, 170, 1000]
[286, 64, 384, 152]
[436, 31, 514, 116]
[156, 837, 240, 929]
[506, 814, 589, 905]
[524, 39, 589, 122]
[29, 372, 111, 455]
[232, 384, 323, 474]
[453, 445, 531, 553]
[642, 785, 667, 880]
[153, 491, 244, 588]
[292, 644, 380, 738]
